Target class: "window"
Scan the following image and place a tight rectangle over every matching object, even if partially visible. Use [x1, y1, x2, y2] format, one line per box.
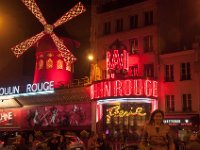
[57, 59, 63, 69]
[66, 63, 71, 72]
[144, 11, 153, 26]
[165, 95, 175, 112]
[144, 64, 154, 78]
[103, 22, 111, 35]
[46, 58, 53, 69]
[129, 65, 138, 77]
[164, 65, 174, 82]
[115, 18, 123, 32]
[180, 62, 191, 80]
[130, 15, 138, 29]
[38, 59, 44, 70]
[182, 94, 192, 112]
[129, 38, 139, 54]
[143, 35, 153, 52]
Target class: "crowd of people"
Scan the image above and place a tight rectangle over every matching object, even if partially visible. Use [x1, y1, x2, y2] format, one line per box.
[0, 109, 200, 150]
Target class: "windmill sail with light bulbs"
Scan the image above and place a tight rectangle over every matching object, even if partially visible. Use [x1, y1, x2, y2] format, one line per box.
[11, 0, 86, 88]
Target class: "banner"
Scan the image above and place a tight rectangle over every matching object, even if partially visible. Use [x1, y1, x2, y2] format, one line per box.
[0, 103, 91, 130]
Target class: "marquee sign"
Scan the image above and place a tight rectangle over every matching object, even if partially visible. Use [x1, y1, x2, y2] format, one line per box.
[0, 81, 54, 98]
[90, 79, 158, 100]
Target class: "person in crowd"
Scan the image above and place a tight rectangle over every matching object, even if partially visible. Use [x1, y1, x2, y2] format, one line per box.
[87, 132, 99, 150]
[97, 133, 105, 150]
[48, 136, 59, 150]
[59, 135, 67, 150]
[14, 135, 28, 150]
[186, 131, 200, 150]
[139, 109, 175, 150]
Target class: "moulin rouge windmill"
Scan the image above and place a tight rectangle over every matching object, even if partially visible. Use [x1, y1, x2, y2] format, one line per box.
[11, 0, 86, 88]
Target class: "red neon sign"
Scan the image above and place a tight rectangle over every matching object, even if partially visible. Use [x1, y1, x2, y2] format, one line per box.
[106, 50, 129, 71]
[90, 79, 158, 100]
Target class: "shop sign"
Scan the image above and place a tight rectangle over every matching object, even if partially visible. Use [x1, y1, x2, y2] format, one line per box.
[106, 105, 147, 126]
[0, 112, 13, 123]
[90, 79, 158, 100]
[164, 119, 192, 126]
[107, 106, 146, 117]
[0, 81, 54, 97]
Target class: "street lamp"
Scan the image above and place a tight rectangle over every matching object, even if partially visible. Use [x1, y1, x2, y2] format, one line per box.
[88, 54, 94, 61]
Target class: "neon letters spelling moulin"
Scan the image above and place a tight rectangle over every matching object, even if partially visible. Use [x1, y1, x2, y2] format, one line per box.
[90, 79, 158, 100]
[0, 81, 54, 96]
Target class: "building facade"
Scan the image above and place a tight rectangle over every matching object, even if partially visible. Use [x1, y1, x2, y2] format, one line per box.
[89, 0, 200, 133]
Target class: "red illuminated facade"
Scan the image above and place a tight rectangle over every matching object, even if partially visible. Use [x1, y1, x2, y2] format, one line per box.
[89, 38, 158, 139]
[90, 0, 200, 134]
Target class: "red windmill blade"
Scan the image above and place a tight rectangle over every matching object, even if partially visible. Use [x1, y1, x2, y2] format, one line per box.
[11, 0, 86, 64]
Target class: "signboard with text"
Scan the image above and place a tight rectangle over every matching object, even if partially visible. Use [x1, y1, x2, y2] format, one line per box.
[90, 79, 158, 100]
[0, 81, 54, 98]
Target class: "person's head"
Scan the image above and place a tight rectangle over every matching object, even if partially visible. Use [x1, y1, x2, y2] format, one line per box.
[196, 131, 200, 141]
[149, 109, 164, 125]
[189, 132, 197, 141]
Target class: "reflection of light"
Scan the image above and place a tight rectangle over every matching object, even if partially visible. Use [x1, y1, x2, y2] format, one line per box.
[0, 99, 21, 108]
[97, 98, 153, 104]
[105, 129, 109, 135]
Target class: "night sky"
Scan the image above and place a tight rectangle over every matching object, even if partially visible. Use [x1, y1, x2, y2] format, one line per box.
[0, 0, 91, 85]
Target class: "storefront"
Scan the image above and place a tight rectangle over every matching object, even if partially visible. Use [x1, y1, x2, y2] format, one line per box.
[0, 81, 91, 133]
[90, 78, 158, 142]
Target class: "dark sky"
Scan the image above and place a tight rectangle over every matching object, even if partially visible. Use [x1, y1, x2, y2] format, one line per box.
[0, 0, 91, 85]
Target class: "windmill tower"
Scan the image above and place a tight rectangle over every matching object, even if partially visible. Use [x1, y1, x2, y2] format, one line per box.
[11, 0, 86, 88]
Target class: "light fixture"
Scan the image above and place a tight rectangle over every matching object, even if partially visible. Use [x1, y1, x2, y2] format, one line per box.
[88, 54, 94, 61]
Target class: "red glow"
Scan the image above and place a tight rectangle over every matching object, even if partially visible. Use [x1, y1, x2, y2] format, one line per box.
[34, 50, 72, 88]
[144, 80, 152, 97]
[90, 79, 158, 100]
[133, 79, 143, 95]
[114, 80, 123, 96]
[106, 49, 129, 75]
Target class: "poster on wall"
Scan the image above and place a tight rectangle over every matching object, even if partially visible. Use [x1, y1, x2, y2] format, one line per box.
[23, 104, 91, 128]
[0, 103, 91, 130]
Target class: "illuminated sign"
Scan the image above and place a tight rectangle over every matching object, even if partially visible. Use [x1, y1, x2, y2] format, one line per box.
[106, 49, 129, 79]
[106, 106, 147, 126]
[164, 119, 192, 126]
[106, 50, 129, 71]
[107, 106, 146, 117]
[90, 79, 158, 100]
[0, 81, 54, 97]
[0, 112, 13, 123]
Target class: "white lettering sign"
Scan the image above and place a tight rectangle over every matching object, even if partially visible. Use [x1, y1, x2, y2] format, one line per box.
[26, 81, 54, 93]
[0, 112, 13, 123]
[0, 81, 54, 97]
